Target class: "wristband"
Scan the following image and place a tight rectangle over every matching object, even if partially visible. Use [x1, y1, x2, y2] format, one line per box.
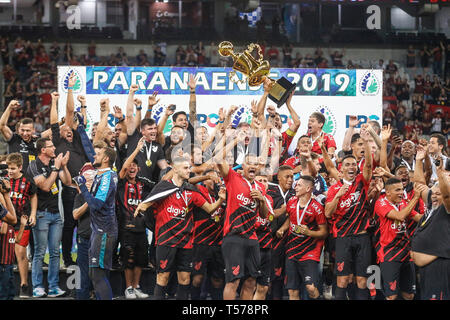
[218, 120, 224, 124]
[190, 89, 195, 94]
[68, 86, 74, 90]
[136, 106, 142, 111]
[80, 105, 87, 109]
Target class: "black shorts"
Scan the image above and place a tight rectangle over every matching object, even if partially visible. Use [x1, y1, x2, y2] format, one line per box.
[324, 235, 336, 263]
[419, 257, 450, 300]
[257, 248, 272, 287]
[192, 244, 225, 280]
[221, 235, 261, 283]
[89, 232, 117, 270]
[335, 233, 371, 277]
[120, 230, 149, 269]
[285, 259, 320, 291]
[156, 245, 193, 274]
[380, 261, 416, 297]
[271, 244, 285, 281]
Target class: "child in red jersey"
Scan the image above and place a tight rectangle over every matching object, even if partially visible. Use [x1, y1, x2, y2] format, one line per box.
[6, 153, 37, 298]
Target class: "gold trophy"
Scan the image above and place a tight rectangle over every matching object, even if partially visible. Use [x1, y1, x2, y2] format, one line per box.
[218, 41, 296, 108]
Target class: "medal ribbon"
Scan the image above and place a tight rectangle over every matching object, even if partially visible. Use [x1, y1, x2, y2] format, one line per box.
[145, 142, 153, 163]
[296, 197, 312, 226]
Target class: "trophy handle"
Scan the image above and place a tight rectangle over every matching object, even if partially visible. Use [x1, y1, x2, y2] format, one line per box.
[246, 43, 264, 63]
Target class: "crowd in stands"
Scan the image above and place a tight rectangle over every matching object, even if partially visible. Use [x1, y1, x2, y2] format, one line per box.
[1, 36, 449, 144]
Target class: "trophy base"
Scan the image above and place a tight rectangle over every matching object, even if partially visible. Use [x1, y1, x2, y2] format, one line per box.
[268, 77, 297, 108]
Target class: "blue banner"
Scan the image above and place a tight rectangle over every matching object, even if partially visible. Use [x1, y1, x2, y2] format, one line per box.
[86, 67, 356, 96]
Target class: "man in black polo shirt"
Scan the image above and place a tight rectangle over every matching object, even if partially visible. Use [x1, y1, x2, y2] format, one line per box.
[411, 156, 450, 300]
[50, 87, 90, 268]
[27, 137, 72, 298]
[0, 100, 37, 172]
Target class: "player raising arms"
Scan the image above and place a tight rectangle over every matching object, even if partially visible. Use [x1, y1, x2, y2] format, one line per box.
[325, 125, 373, 300]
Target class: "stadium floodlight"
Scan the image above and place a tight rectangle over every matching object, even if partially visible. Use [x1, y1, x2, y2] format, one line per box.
[0, 0, 12, 3]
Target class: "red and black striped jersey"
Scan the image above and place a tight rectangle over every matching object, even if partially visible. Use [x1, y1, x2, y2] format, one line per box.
[0, 222, 15, 265]
[9, 175, 37, 231]
[192, 185, 225, 246]
[152, 188, 206, 249]
[266, 183, 295, 251]
[374, 195, 419, 263]
[326, 173, 371, 238]
[223, 169, 268, 240]
[255, 194, 274, 249]
[116, 177, 152, 233]
[285, 196, 326, 262]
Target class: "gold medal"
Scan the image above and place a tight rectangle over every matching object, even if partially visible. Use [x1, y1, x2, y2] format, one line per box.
[146, 160, 152, 167]
[214, 215, 220, 223]
[294, 225, 302, 234]
[268, 214, 274, 222]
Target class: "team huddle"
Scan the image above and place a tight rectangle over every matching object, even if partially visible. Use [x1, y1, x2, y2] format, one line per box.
[0, 74, 449, 301]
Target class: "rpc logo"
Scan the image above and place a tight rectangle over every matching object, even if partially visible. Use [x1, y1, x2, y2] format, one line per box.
[345, 115, 380, 128]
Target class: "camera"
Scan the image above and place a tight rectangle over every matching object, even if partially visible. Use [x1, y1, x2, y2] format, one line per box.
[168, 104, 176, 112]
[0, 164, 8, 177]
[0, 178, 10, 193]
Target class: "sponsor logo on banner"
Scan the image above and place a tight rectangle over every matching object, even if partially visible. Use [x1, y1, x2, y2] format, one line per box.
[345, 115, 380, 128]
[62, 69, 83, 93]
[317, 105, 336, 136]
[359, 71, 380, 96]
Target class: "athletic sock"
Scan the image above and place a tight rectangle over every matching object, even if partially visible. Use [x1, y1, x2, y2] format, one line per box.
[335, 287, 347, 300]
[272, 280, 283, 300]
[154, 284, 167, 300]
[355, 287, 369, 300]
[176, 284, 190, 300]
[347, 282, 356, 300]
[210, 287, 223, 300]
[190, 285, 201, 300]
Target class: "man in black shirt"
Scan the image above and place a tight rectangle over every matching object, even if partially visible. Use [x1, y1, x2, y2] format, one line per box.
[50, 87, 90, 268]
[123, 84, 167, 183]
[127, 118, 167, 186]
[118, 138, 153, 299]
[156, 74, 199, 152]
[0, 100, 37, 172]
[411, 158, 450, 300]
[27, 137, 72, 298]
[73, 163, 96, 300]
[266, 165, 296, 300]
